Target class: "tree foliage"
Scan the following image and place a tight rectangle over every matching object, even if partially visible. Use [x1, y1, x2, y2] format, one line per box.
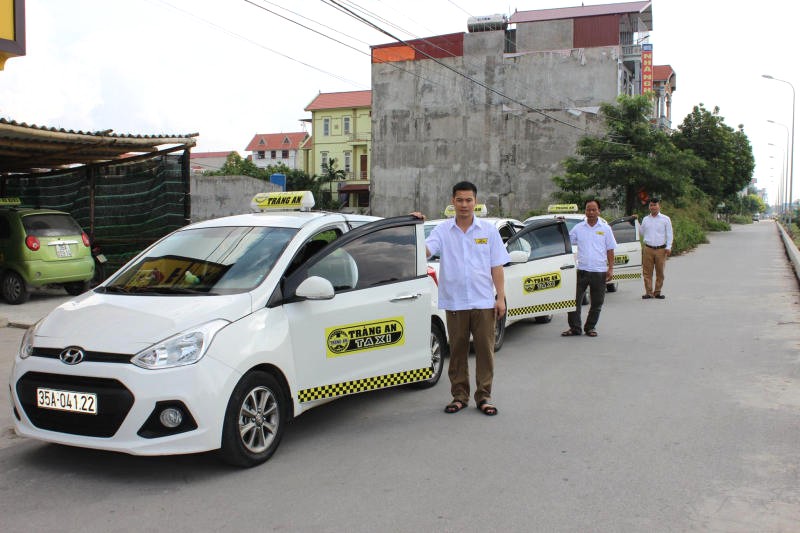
[672, 104, 755, 204]
[552, 94, 700, 214]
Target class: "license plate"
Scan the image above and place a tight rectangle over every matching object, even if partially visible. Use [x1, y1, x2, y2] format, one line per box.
[55, 243, 72, 258]
[36, 387, 97, 414]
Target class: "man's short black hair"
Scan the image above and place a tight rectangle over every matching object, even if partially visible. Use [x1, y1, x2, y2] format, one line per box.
[452, 181, 477, 196]
[649, 197, 660, 204]
[585, 198, 601, 210]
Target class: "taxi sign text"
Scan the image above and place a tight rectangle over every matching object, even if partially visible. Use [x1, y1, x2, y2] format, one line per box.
[614, 254, 630, 265]
[547, 203, 578, 213]
[251, 191, 315, 211]
[523, 272, 562, 293]
[444, 203, 488, 218]
[326, 318, 405, 357]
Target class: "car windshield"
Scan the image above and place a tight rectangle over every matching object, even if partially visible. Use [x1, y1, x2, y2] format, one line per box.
[22, 214, 83, 237]
[103, 226, 297, 295]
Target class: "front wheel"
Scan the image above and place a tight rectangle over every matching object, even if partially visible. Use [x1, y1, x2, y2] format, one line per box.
[220, 371, 286, 468]
[606, 282, 618, 293]
[2, 271, 29, 305]
[410, 322, 446, 389]
[534, 314, 553, 324]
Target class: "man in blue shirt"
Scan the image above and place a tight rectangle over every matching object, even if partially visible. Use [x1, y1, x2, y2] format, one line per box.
[420, 182, 510, 416]
[561, 199, 617, 337]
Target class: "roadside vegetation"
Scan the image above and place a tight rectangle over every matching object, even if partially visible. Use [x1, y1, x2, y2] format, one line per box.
[551, 95, 761, 254]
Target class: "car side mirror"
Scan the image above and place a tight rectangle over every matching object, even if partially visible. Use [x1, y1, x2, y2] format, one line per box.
[295, 276, 335, 300]
[508, 250, 529, 264]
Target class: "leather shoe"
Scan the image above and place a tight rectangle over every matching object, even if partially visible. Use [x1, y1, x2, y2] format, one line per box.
[654, 294, 665, 299]
[642, 294, 653, 299]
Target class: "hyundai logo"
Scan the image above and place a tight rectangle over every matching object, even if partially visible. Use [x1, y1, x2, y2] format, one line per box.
[59, 347, 85, 365]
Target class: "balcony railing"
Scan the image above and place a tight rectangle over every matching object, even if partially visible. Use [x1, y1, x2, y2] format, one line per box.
[621, 44, 642, 60]
[346, 132, 371, 144]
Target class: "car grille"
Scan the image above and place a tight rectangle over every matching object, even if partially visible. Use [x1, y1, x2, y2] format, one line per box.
[31, 347, 132, 364]
[16, 372, 134, 438]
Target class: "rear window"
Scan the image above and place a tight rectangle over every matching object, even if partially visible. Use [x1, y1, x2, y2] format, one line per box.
[22, 214, 83, 237]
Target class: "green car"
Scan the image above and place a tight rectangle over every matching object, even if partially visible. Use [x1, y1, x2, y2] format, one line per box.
[0, 202, 94, 304]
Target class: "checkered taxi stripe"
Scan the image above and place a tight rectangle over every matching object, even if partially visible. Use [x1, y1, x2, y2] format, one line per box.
[298, 367, 433, 403]
[611, 272, 641, 280]
[508, 299, 576, 317]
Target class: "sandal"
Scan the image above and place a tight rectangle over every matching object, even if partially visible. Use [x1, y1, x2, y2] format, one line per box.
[477, 399, 498, 416]
[585, 330, 598, 337]
[444, 400, 467, 413]
[561, 328, 581, 337]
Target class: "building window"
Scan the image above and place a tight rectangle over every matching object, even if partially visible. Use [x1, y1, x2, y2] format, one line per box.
[323, 118, 330, 136]
[282, 150, 289, 159]
[257, 151, 265, 160]
[270, 150, 276, 159]
[343, 116, 351, 135]
[344, 151, 351, 172]
[321, 151, 329, 172]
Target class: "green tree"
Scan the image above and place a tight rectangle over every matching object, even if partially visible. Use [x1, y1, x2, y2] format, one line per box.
[552, 94, 699, 214]
[209, 152, 266, 178]
[285, 159, 345, 210]
[672, 104, 755, 205]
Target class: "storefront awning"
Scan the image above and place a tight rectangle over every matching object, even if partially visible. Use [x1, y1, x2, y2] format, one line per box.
[339, 184, 369, 192]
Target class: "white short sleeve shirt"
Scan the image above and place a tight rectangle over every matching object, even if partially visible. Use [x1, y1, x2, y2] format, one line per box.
[569, 219, 617, 272]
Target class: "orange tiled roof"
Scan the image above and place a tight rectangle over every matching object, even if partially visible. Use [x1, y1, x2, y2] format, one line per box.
[245, 132, 308, 152]
[190, 151, 236, 159]
[305, 90, 371, 111]
[653, 65, 674, 82]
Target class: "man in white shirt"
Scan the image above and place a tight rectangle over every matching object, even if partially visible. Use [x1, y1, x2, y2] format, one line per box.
[561, 199, 617, 337]
[422, 182, 510, 416]
[639, 198, 673, 300]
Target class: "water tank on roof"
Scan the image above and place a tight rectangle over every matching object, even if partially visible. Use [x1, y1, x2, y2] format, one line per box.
[467, 14, 508, 33]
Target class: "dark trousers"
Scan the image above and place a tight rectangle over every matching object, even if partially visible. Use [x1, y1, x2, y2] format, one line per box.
[445, 309, 495, 404]
[567, 270, 607, 332]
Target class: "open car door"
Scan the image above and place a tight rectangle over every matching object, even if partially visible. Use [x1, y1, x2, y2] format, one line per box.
[608, 215, 642, 289]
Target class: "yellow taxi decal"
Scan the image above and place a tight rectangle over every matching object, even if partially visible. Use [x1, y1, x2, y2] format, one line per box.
[611, 272, 642, 280]
[298, 367, 433, 403]
[474, 238, 488, 244]
[250, 190, 314, 211]
[547, 203, 578, 213]
[0, 197, 22, 206]
[508, 299, 575, 316]
[523, 272, 561, 293]
[326, 317, 405, 358]
[614, 254, 629, 265]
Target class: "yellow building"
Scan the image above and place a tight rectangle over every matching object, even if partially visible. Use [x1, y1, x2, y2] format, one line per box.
[302, 90, 371, 210]
[0, 0, 26, 70]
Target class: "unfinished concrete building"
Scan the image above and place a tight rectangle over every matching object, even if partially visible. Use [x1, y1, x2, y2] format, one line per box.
[370, 1, 655, 218]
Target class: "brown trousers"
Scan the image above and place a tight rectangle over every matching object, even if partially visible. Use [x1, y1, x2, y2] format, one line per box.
[642, 246, 667, 296]
[445, 309, 495, 405]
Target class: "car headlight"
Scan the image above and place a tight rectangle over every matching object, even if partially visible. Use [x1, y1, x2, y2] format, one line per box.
[132, 320, 229, 370]
[19, 321, 40, 359]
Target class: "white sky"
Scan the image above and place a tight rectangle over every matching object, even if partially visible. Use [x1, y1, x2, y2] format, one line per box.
[1, 0, 796, 206]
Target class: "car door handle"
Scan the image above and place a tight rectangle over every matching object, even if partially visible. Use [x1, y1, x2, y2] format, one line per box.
[560, 264, 576, 270]
[391, 293, 422, 302]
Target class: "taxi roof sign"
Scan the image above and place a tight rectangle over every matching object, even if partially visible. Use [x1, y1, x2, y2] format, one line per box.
[251, 191, 315, 212]
[0, 197, 22, 207]
[444, 204, 488, 218]
[547, 203, 579, 213]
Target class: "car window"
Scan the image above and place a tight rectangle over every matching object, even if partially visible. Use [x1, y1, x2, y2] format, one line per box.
[611, 218, 637, 243]
[105, 226, 297, 294]
[296, 224, 417, 293]
[21, 214, 83, 237]
[497, 223, 515, 242]
[515, 224, 570, 260]
[0, 216, 10, 239]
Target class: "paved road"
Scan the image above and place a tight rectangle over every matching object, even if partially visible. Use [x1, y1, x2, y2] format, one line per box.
[1, 222, 798, 532]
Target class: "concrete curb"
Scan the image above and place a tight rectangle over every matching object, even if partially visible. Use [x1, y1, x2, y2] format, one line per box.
[777, 220, 800, 283]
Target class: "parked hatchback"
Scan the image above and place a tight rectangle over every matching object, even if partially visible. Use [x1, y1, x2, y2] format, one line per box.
[0, 200, 94, 304]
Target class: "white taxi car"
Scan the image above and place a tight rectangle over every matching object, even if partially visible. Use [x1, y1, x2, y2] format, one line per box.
[425, 205, 577, 350]
[9, 192, 444, 467]
[524, 204, 642, 293]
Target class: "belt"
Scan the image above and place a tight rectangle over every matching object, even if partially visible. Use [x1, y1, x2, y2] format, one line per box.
[645, 244, 666, 249]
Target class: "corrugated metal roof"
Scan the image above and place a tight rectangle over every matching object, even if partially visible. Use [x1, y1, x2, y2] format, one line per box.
[510, 1, 651, 26]
[244, 132, 308, 152]
[0, 118, 197, 175]
[304, 90, 372, 111]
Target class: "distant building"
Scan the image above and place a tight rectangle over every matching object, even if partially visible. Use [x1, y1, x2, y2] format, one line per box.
[190, 151, 235, 174]
[653, 65, 677, 130]
[303, 90, 371, 211]
[370, 1, 664, 217]
[245, 132, 308, 170]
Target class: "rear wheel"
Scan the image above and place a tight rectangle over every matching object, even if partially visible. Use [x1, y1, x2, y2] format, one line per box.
[64, 281, 90, 296]
[534, 314, 553, 324]
[2, 271, 29, 305]
[581, 290, 589, 306]
[606, 283, 618, 293]
[494, 312, 506, 352]
[220, 371, 285, 468]
[410, 322, 446, 389]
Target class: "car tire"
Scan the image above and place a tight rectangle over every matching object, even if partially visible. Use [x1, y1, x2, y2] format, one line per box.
[606, 283, 618, 293]
[494, 312, 506, 352]
[220, 371, 286, 468]
[410, 322, 446, 389]
[64, 281, 90, 296]
[534, 314, 553, 324]
[581, 290, 589, 306]
[2, 271, 29, 305]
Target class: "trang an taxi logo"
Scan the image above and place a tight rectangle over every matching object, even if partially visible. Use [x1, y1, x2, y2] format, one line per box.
[253, 192, 305, 208]
[614, 254, 629, 265]
[474, 238, 488, 244]
[523, 272, 561, 293]
[326, 318, 405, 357]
